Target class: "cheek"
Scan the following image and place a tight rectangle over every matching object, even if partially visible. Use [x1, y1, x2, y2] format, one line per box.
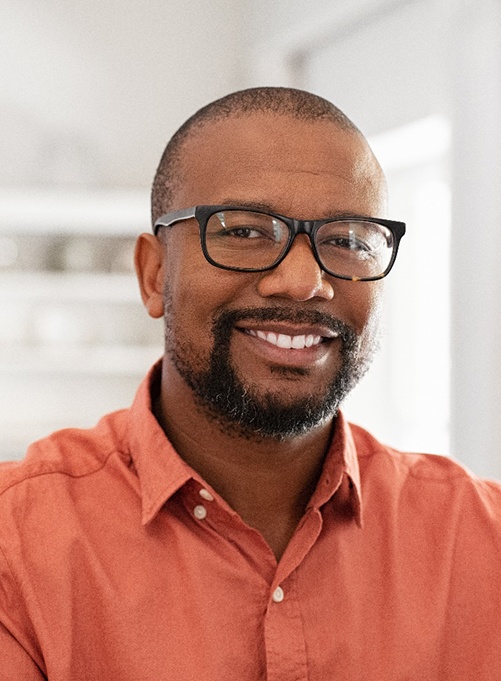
[337, 281, 383, 336]
[162, 236, 212, 319]
[163, 243, 255, 335]
[358, 284, 384, 353]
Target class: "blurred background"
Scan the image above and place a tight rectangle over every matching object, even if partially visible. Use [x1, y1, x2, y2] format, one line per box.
[1, 0, 500, 476]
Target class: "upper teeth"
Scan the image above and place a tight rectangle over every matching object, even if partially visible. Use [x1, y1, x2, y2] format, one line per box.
[247, 329, 324, 349]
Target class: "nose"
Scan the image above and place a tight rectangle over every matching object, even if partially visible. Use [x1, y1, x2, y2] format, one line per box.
[256, 235, 335, 302]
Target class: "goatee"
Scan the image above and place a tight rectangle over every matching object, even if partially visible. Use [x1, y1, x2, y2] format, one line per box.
[164, 304, 378, 441]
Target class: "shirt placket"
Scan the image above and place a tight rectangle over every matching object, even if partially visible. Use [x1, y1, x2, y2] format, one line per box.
[264, 570, 308, 681]
[262, 507, 324, 681]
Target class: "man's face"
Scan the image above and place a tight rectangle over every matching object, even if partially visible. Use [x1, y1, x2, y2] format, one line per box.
[158, 113, 387, 439]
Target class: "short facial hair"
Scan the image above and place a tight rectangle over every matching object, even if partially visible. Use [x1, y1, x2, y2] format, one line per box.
[163, 296, 379, 441]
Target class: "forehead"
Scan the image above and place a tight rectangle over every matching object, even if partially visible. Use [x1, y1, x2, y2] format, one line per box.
[172, 113, 386, 217]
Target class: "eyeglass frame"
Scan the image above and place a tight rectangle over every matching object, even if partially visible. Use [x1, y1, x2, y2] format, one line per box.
[153, 204, 406, 282]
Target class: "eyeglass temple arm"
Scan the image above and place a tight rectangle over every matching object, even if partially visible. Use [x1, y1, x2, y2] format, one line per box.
[154, 207, 197, 234]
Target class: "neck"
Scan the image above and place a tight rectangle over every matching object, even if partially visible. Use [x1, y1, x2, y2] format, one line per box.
[155, 363, 335, 560]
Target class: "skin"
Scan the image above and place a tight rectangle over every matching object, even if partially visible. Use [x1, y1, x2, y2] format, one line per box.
[135, 113, 388, 560]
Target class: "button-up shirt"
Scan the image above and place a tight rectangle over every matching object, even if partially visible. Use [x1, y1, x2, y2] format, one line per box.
[1, 365, 501, 680]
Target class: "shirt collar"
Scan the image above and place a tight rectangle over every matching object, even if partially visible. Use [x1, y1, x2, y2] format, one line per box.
[127, 363, 363, 527]
[309, 410, 363, 527]
[127, 362, 195, 524]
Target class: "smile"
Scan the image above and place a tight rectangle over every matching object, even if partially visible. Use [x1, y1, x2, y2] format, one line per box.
[244, 329, 337, 350]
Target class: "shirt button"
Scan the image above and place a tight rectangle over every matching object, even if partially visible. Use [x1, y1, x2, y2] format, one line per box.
[193, 505, 207, 520]
[272, 586, 284, 603]
[199, 488, 214, 501]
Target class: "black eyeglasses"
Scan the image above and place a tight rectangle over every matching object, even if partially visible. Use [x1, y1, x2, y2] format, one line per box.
[154, 205, 406, 282]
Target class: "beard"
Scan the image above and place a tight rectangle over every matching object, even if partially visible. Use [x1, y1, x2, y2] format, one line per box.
[164, 301, 379, 441]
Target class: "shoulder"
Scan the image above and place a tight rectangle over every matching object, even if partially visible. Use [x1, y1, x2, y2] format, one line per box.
[0, 408, 131, 501]
[349, 421, 501, 520]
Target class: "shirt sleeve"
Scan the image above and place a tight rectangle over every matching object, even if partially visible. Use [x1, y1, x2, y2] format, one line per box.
[0, 546, 46, 680]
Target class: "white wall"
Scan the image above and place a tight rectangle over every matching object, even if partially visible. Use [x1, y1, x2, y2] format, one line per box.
[1, 0, 245, 189]
[448, 0, 501, 477]
[243, 0, 448, 132]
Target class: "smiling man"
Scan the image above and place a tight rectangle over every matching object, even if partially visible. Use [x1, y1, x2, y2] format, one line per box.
[1, 87, 501, 680]
[135, 97, 392, 559]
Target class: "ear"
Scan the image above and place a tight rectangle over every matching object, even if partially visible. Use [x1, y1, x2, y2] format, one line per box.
[134, 233, 165, 319]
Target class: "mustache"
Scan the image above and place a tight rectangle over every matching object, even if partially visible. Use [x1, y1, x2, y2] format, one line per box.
[212, 307, 357, 347]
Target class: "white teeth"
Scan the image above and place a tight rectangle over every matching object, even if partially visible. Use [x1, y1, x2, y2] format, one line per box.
[247, 329, 323, 349]
[291, 335, 306, 349]
[277, 333, 292, 348]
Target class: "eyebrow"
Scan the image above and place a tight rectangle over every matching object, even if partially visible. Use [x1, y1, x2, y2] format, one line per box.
[219, 198, 279, 213]
[218, 199, 372, 220]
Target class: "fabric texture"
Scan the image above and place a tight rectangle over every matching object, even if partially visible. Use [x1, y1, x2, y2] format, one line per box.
[1, 364, 501, 680]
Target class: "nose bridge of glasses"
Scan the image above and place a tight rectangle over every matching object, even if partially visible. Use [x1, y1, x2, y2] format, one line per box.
[291, 218, 315, 237]
[289, 218, 324, 260]
[283, 219, 324, 272]
[288, 219, 318, 255]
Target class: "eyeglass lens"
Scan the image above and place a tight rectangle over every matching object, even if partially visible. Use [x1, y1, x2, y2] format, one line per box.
[205, 210, 394, 279]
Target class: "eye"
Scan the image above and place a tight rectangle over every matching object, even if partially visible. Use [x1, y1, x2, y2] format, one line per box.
[325, 235, 371, 251]
[318, 233, 373, 256]
[317, 221, 387, 259]
[208, 211, 286, 244]
[220, 226, 268, 239]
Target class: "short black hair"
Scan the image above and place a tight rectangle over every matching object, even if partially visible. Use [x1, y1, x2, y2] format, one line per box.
[151, 86, 361, 225]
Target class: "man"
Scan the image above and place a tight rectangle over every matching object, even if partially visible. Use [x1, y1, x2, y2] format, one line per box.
[1, 87, 500, 680]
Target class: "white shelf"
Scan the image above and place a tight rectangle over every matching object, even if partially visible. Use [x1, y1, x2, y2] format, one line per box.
[0, 192, 161, 456]
[0, 344, 162, 376]
[0, 271, 141, 303]
[0, 188, 151, 235]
